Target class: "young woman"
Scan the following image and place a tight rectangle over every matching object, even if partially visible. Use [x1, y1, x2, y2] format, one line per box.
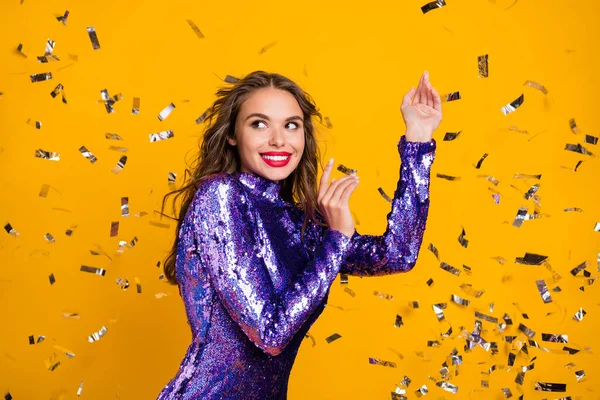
[157, 70, 442, 399]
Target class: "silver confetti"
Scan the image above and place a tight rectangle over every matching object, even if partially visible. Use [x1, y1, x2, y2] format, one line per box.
[378, 187, 392, 202]
[132, 97, 140, 115]
[86, 26, 101, 50]
[501, 93, 524, 115]
[442, 91, 461, 102]
[30, 72, 52, 83]
[112, 155, 127, 174]
[80, 265, 106, 276]
[436, 381, 458, 394]
[337, 164, 357, 175]
[88, 326, 107, 342]
[158, 102, 176, 121]
[149, 130, 175, 142]
[121, 197, 130, 217]
[79, 146, 97, 163]
[573, 307, 586, 322]
[35, 149, 60, 161]
[450, 294, 470, 307]
[536, 279, 552, 303]
[440, 261, 461, 276]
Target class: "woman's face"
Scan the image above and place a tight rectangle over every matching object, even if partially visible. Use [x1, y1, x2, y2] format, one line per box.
[229, 87, 305, 183]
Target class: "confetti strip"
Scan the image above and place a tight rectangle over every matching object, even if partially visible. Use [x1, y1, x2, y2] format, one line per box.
[132, 97, 140, 115]
[565, 143, 595, 156]
[368, 357, 396, 368]
[56, 10, 69, 24]
[35, 149, 60, 161]
[121, 197, 130, 217]
[378, 187, 391, 202]
[158, 102, 176, 121]
[524, 80, 548, 95]
[259, 40, 277, 55]
[224, 75, 239, 84]
[86, 26, 101, 50]
[80, 265, 106, 276]
[186, 20, 205, 39]
[30, 72, 52, 83]
[79, 146, 97, 163]
[394, 315, 404, 328]
[442, 91, 461, 102]
[196, 108, 210, 124]
[501, 93, 524, 115]
[88, 326, 107, 342]
[536, 279, 553, 303]
[149, 130, 175, 142]
[478, 54, 489, 78]
[443, 131, 461, 141]
[325, 333, 341, 343]
[337, 164, 357, 175]
[534, 382, 566, 392]
[112, 156, 127, 174]
[421, 0, 446, 14]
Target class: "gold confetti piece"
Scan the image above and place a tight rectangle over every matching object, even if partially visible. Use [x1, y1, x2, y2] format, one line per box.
[29, 334, 46, 344]
[116, 277, 129, 290]
[394, 315, 404, 328]
[594, 222, 600, 232]
[149, 130, 175, 142]
[450, 294, 470, 307]
[88, 326, 107, 342]
[474, 311, 498, 323]
[62, 312, 80, 319]
[304, 333, 316, 347]
[585, 134, 598, 144]
[573, 307, 586, 321]
[442, 91, 461, 102]
[17, 43, 27, 57]
[474, 153, 489, 169]
[45, 353, 61, 371]
[186, 20, 204, 39]
[110, 221, 119, 237]
[508, 125, 529, 134]
[196, 108, 210, 124]
[524, 184, 540, 200]
[80, 265, 106, 276]
[135, 277, 142, 293]
[427, 243, 439, 260]
[149, 221, 171, 229]
[78, 146, 97, 163]
[343, 287, 355, 297]
[259, 40, 277, 55]
[440, 261, 461, 276]
[44, 233, 55, 243]
[460, 284, 485, 298]
[50, 83, 67, 103]
[569, 118, 581, 134]
[443, 131, 461, 141]
[53, 345, 75, 358]
[132, 97, 140, 115]
[56, 10, 69, 24]
[37, 54, 60, 63]
[112, 155, 127, 174]
[565, 143, 596, 156]
[421, 0, 446, 14]
[478, 54, 489, 78]
[378, 187, 391, 202]
[374, 290, 394, 300]
[35, 149, 60, 161]
[224, 75, 240, 84]
[30, 72, 52, 83]
[108, 146, 128, 153]
[427, 340, 440, 347]
[325, 333, 342, 343]
[536, 279, 552, 303]
[158, 102, 176, 121]
[26, 118, 42, 129]
[168, 172, 177, 188]
[86, 26, 101, 50]
[368, 357, 397, 368]
[323, 116, 333, 129]
[457, 227, 468, 248]
[155, 292, 168, 299]
[105, 132, 124, 140]
[501, 93, 524, 115]
[436, 173, 460, 181]
[501, 388, 512, 398]
[481, 380, 489, 388]
[409, 300, 419, 308]
[523, 80, 548, 95]
[76, 381, 84, 396]
[337, 164, 357, 175]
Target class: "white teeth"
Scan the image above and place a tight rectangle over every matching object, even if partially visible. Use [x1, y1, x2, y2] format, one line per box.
[261, 155, 290, 161]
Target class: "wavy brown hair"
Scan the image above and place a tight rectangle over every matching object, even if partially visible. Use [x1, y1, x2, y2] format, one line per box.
[160, 70, 327, 285]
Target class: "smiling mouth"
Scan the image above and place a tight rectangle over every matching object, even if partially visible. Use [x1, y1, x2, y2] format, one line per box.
[260, 154, 291, 161]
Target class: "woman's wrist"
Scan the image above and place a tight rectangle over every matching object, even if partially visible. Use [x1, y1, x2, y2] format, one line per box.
[404, 127, 434, 143]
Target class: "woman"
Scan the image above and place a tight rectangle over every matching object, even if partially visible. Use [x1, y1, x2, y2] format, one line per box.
[157, 70, 441, 399]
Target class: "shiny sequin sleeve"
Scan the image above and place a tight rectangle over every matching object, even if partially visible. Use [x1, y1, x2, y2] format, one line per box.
[191, 175, 353, 356]
[339, 135, 436, 276]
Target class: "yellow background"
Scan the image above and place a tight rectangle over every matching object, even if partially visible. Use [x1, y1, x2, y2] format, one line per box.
[1, 0, 599, 398]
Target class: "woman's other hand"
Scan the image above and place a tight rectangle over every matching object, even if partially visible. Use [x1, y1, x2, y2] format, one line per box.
[317, 159, 359, 239]
[400, 70, 442, 142]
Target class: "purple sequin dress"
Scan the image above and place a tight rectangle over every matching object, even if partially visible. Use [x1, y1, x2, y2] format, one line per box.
[157, 136, 436, 399]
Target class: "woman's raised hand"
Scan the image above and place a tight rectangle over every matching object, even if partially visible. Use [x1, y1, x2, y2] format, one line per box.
[317, 158, 359, 239]
[400, 70, 443, 142]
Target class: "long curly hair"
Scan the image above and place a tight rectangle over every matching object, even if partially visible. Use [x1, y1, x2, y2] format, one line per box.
[160, 71, 327, 285]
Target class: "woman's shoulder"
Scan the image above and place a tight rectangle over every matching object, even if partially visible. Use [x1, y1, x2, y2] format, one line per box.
[192, 173, 247, 205]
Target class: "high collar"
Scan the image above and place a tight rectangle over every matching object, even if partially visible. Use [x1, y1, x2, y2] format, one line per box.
[231, 170, 282, 203]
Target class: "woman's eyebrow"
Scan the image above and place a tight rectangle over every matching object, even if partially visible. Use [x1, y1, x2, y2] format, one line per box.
[245, 113, 303, 122]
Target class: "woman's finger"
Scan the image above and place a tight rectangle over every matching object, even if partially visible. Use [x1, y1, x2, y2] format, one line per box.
[415, 72, 426, 104]
[339, 179, 359, 204]
[320, 175, 355, 205]
[431, 86, 442, 111]
[402, 87, 415, 108]
[329, 176, 358, 205]
[318, 158, 334, 201]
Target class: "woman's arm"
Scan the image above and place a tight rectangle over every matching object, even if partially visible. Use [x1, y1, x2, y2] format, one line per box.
[191, 174, 352, 356]
[339, 135, 436, 276]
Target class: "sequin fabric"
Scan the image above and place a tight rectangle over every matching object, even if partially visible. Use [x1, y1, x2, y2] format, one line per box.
[157, 135, 436, 399]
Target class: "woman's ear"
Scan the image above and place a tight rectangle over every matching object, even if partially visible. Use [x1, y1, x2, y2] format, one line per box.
[227, 136, 237, 146]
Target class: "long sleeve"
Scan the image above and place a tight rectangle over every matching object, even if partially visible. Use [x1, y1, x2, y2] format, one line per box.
[339, 135, 436, 276]
[191, 175, 352, 356]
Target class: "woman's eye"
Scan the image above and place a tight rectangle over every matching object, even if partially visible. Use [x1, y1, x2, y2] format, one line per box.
[287, 122, 300, 129]
[251, 120, 267, 129]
